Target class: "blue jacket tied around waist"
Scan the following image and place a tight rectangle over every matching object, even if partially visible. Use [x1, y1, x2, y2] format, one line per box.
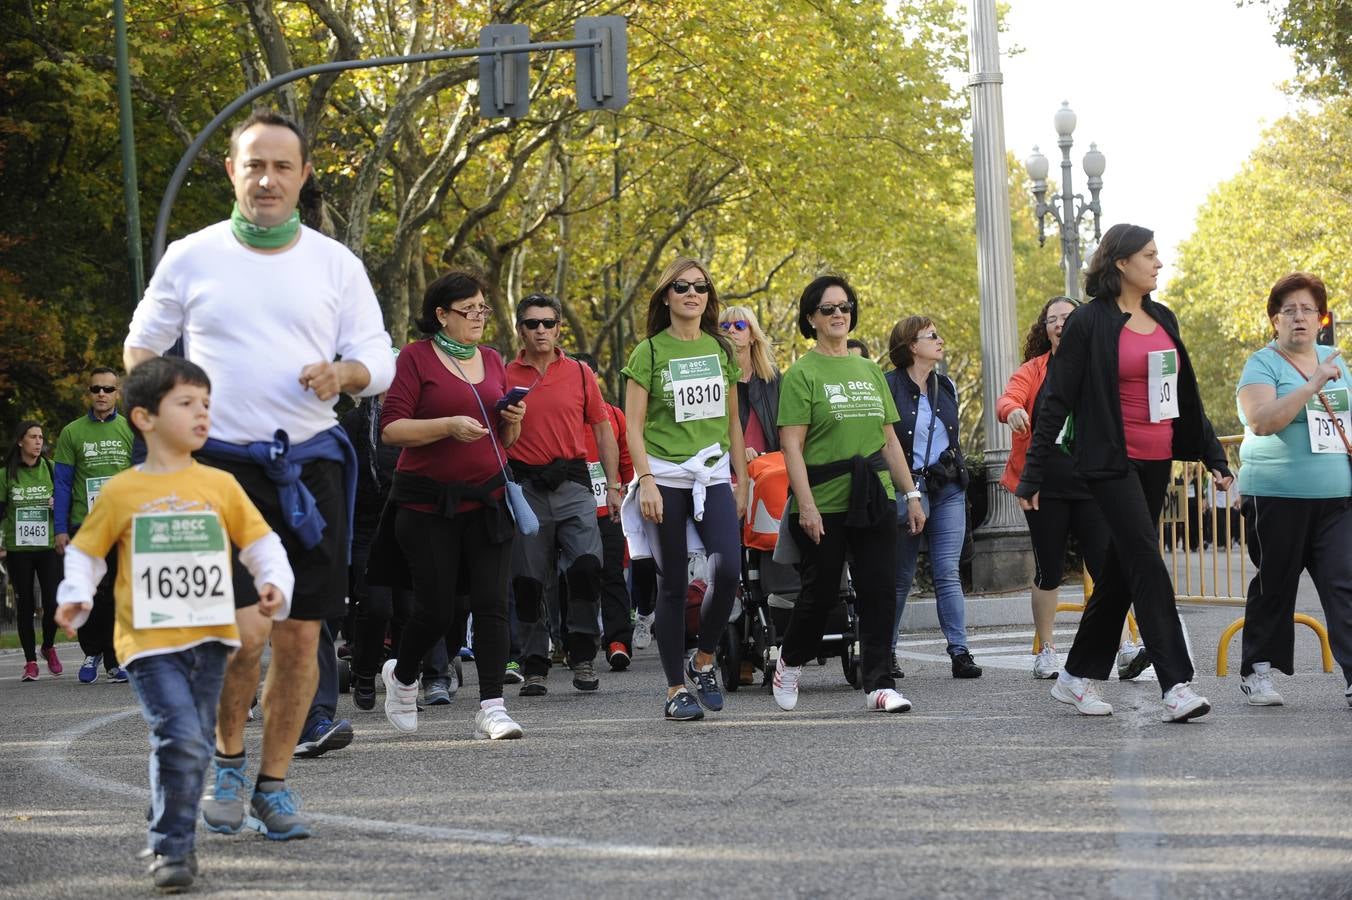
[204, 427, 357, 558]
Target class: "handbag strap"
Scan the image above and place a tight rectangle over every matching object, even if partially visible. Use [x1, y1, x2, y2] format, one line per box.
[919, 371, 938, 474]
[1271, 345, 1352, 456]
[446, 353, 515, 483]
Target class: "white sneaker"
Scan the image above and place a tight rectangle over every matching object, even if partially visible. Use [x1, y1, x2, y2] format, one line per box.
[866, 688, 912, 713]
[772, 657, 802, 711]
[381, 659, 419, 733]
[1240, 663, 1284, 706]
[1116, 643, 1151, 681]
[1051, 674, 1113, 716]
[473, 705, 523, 740]
[1161, 682, 1211, 723]
[1032, 646, 1060, 680]
[632, 613, 655, 650]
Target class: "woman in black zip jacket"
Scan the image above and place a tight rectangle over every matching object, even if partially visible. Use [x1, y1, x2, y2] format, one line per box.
[1016, 223, 1232, 723]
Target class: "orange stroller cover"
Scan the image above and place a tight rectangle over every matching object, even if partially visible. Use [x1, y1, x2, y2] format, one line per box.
[743, 451, 788, 551]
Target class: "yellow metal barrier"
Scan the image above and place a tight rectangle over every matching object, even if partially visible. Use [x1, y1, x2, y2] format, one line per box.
[1163, 435, 1333, 675]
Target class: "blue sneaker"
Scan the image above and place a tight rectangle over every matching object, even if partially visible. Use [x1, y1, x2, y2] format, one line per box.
[293, 717, 354, 758]
[458, 646, 475, 662]
[106, 666, 128, 683]
[664, 690, 704, 721]
[78, 654, 101, 684]
[246, 785, 310, 840]
[684, 654, 724, 712]
[201, 755, 250, 834]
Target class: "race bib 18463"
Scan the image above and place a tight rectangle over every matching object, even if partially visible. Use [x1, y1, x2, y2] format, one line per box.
[15, 507, 50, 547]
[130, 512, 235, 629]
[669, 355, 725, 422]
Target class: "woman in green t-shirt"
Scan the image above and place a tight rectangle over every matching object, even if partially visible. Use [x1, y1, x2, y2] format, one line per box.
[621, 256, 749, 722]
[773, 275, 926, 715]
[0, 420, 63, 681]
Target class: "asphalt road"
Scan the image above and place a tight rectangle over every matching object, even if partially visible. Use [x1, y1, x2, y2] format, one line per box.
[1, 582, 1349, 899]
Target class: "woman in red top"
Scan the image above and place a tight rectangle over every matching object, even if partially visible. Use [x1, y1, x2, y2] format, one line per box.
[378, 269, 527, 742]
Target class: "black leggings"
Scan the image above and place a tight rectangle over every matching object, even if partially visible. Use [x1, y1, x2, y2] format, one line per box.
[1023, 497, 1109, 590]
[8, 550, 60, 660]
[641, 483, 740, 687]
[393, 506, 510, 701]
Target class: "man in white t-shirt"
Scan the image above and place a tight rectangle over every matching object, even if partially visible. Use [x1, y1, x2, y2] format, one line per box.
[125, 111, 394, 841]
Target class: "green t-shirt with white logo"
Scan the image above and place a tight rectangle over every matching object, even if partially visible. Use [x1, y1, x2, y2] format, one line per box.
[777, 351, 900, 514]
[53, 412, 135, 529]
[0, 460, 56, 551]
[621, 331, 741, 463]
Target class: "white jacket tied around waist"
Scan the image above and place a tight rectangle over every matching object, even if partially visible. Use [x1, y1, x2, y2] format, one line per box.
[620, 444, 731, 560]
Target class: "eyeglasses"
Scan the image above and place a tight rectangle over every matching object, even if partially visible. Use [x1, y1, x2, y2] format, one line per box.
[670, 280, 710, 295]
[1045, 314, 1073, 326]
[520, 317, 558, 330]
[89, 385, 118, 394]
[1277, 307, 1320, 320]
[815, 303, 853, 317]
[447, 305, 493, 321]
[720, 320, 749, 332]
[916, 331, 941, 342]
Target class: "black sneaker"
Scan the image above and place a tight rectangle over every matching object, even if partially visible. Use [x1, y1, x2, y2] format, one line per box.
[664, 690, 704, 721]
[352, 675, 375, 711]
[685, 654, 725, 711]
[520, 674, 548, 696]
[139, 849, 195, 893]
[890, 663, 906, 680]
[951, 652, 983, 679]
[293, 717, 354, 758]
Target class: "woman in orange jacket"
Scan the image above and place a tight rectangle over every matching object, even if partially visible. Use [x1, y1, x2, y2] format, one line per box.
[998, 297, 1146, 682]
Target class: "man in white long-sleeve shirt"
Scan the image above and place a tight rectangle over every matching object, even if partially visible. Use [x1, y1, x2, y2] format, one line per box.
[124, 110, 394, 841]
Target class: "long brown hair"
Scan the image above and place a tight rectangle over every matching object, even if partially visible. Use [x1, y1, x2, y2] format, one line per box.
[644, 255, 733, 358]
[1021, 296, 1079, 362]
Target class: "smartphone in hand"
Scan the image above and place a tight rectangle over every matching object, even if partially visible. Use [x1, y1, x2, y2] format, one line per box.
[494, 386, 530, 411]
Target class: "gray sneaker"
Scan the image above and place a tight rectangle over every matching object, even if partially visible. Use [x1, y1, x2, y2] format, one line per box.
[520, 674, 548, 697]
[423, 676, 453, 706]
[201, 755, 249, 834]
[246, 784, 310, 840]
[571, 659, 599, 692]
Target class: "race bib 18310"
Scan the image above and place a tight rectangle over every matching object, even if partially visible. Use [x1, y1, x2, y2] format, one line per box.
[669, 355, 725, 422]
[130, 512, 235, 629]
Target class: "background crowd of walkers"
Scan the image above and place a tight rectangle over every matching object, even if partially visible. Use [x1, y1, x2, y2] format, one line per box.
[3, 108, 1348, 895]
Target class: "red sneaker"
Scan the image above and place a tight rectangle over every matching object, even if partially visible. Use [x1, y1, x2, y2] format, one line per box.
[21, 661, 39, 681]
[607, 642, 631, 671]
[42, 646, 63, 676]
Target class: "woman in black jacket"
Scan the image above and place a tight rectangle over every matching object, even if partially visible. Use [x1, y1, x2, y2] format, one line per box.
[1017, 223, 1232, 723]
[720, 305, 781, 458]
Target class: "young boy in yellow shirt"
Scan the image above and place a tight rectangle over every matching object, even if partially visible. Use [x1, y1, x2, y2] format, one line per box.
[57, 357, 293, 893]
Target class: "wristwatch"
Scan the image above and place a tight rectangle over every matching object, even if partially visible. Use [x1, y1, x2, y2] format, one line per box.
[903, 490, 923, 502]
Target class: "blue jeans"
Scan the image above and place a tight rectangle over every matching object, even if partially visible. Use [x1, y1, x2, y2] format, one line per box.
[125, 642, 231, 858]
[893, 482, 969, 656]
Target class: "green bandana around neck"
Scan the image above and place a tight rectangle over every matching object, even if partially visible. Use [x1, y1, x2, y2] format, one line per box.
[230, 202, 300, 250]
[432, 329, 477, 360]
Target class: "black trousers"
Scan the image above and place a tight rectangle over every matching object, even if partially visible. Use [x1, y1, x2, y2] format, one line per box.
[782, 506, 897, 694]
[8, 549, 61, 660]
[598, 514, 634, 648]
[1066, 459, 1193, 694]
[393, 506, 510, 701]
[70, 525, 119, 667]
[1242, 495, 1352, 682]
[1023, 496, 1109, 590]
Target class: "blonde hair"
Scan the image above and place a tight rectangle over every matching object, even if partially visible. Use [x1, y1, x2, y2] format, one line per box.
[720, 305, 778, 382]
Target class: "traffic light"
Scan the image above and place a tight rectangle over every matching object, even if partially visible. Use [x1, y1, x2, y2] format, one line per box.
[1317, 310, 1336, 346]
[574, 16, 628, 111]
[479, 25, 531, 119]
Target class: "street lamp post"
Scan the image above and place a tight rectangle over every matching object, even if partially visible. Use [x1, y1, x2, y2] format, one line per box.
[1025, 102, 1105, 301]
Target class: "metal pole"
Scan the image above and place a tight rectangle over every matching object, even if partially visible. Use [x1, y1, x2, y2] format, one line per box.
[114, 0, 144, 301]
[1058, 134, 1079, 300]
[150, 37, 602, 267]
[967, 0, 1029, 589]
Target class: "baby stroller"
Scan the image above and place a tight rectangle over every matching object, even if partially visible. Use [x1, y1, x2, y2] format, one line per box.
[717, 452, 862, 691]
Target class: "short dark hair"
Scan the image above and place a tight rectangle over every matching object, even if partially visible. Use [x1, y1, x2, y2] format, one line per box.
[416, 268, 489, 334]
[123, 358, 211, 436]
[229, 109, 309, 165]
[1266, 272, 1328, 323]
[1084, 223, 1155, 300]
[89, 366, 119, 381]
[797, 274, 859, 339]
[515, 293, 563, 325]
[887, 315, 934, 370]
[846, 338, 871, 359]
[572, 351, 599, 374]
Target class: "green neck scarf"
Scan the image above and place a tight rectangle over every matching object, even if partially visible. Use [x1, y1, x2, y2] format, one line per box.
[432, 329, 477, 360]
[230, 202, 300, 250]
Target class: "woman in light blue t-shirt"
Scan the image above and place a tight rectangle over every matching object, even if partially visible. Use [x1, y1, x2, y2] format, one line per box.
[1236, 272, 1352, 710]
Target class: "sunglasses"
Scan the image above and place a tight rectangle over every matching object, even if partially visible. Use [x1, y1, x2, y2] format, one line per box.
[719, 320, 749, 332]
[670, 280, 710, 295]
[815, 302, 853, 317]
[916, 331, 941, 341]
[89, 385, 118, 394]
[520, 317, 558, 330]
[448, 305, 493, 321]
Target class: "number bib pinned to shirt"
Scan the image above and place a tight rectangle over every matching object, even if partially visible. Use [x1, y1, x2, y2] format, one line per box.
[1307, 387, 1351, 454]
[130, 512, 234, 629]
[1148, 349, 1180, 422]
[86, 475, 113, 510]
[587, 461, 607, 509]
[669, 355, 725, 423]
[15, 507, 50, 547]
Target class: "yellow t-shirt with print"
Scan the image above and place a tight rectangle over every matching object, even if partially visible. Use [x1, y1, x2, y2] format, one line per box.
[71, 461, 272, 667]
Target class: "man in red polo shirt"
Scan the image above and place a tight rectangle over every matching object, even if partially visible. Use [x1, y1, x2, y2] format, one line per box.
[506, 295, 620, 695]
